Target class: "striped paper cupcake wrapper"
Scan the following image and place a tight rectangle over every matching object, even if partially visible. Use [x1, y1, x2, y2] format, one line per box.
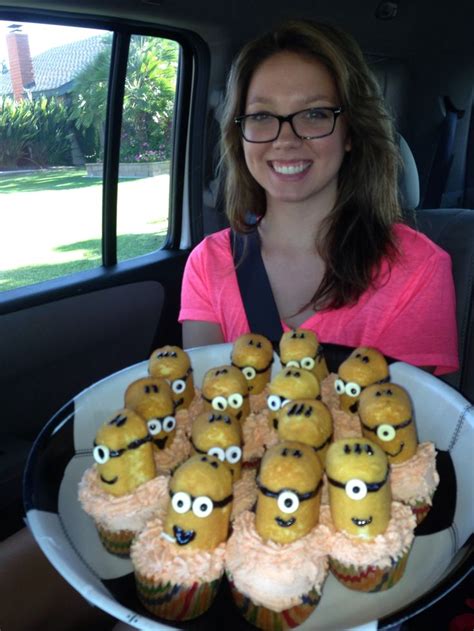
[96, 524, 135, 558]
[411, 498, 432, 525]
[135, 573, 221, 621]
[228, 579, 320, 630]
[329, 548, 410, 592]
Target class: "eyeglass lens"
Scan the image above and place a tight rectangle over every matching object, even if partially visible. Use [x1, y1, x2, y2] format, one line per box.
[241, 108, 336, 142]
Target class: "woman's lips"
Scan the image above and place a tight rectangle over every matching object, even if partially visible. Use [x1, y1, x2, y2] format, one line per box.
[269, 160, 312, 178]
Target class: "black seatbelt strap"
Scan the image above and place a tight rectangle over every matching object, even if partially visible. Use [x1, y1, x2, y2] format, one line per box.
[463, 102, 474, 208]
[422, 96, 464, 208]
[230, 229, 283, 344]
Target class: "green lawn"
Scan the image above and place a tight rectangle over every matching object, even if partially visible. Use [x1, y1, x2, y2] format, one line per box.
[0, 167, 170, 291]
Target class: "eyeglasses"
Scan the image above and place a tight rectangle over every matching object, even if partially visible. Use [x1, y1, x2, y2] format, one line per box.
[234, 106, 344, 143]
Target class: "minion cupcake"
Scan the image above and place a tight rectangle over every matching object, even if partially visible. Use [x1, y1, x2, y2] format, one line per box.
[226, 442, 329, 630]
[148, 345, 195, 411]
[359, 383, 439, 524]
[231, 333, 274, 412]
[131, 454, 233, 621]
[191, 411, 243, 481]
[201, 365, 250, 423]
[78, 408, 169, 557]
[279, 328, 328, 384]
[322, 438, 416, 592]
[124, 376, 191, 473]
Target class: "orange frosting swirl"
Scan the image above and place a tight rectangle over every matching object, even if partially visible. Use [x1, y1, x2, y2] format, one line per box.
[131, 517, 226, 586]
[153, 425, 191, 474]
[320, 503, 416, 569]
[390, 442, 439, 505]
[250, 387, 270, 414]
[242, 411, 278, 462]
[78, 466, 169, 532]
[225, 511, 330, 612]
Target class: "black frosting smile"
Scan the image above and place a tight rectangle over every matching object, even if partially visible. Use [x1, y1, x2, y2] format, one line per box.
[275, 516, 296, 527]
[349, 402, 359, 414]
[154, 436, 168, 450]
[385, 442, 404, 458]
[100, 475, 118, 485]
[173, 525, 196, 545]
[351, 516, 373, 527]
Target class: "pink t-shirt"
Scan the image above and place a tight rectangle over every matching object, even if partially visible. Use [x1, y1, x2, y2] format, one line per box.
[179, 224, 459, 375]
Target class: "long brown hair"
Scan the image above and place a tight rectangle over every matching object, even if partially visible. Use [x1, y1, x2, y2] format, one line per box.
[220, 20, 402, 311]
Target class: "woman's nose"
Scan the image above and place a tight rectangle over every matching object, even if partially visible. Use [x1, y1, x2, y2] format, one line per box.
[273, 120, 301, 145]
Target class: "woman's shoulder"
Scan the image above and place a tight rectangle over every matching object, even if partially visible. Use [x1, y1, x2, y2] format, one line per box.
[189, 227, 232, 259]
[392, 222, 451, 264]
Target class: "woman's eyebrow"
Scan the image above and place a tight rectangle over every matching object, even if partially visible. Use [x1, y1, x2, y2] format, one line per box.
[246, 94, 334, 107]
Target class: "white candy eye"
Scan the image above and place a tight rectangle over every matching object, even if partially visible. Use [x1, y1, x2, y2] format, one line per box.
[345, 382, 362, 397]
[267, 395, 282, 411]
[277, 491, 300, 514]
[192, 496, 213, 518]
[345, 479, 368, 500]
[212, 396, 228, 411]
[228, 393, 244, 409]
[226, 445, 242, 464]
[93, 445, 110, 464]
[163, 416, 176, 432]
[335, 379, 345, 394]
[172, 379, 186, 394]
[172, 491, 192, 514]
[208, 447, 226, 461]
[286, 360, 300, 368]
[242, 366, 256, 380]
[147, 418, 162, 435]
[281, 398, 291, 408]
[377, 424, 396, 441]
[301, 357, 315, 370]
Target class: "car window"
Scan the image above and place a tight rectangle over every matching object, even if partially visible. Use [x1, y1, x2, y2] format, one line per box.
[0, 21, 180, 292]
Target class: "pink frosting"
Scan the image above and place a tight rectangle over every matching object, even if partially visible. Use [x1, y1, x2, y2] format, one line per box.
[250, 387, 270, 414]
[78, 466, 170, 532]
[231, 469, 257, 520]
[225, 511, 330, 611]
[153, 425, 191, 474]
[130, 517, 226, 586]
[320, 503, 416, 569]
[390, 442, 439, 505]
[242, 411, 278, 461]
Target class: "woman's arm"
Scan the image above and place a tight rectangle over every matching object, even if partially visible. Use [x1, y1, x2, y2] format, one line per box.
[182, 320, 225, 350]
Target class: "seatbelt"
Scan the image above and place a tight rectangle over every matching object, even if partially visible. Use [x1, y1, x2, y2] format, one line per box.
[463, 102, 474, 208]
[230, 229, 283, 344]
[422, 96, 464, 208]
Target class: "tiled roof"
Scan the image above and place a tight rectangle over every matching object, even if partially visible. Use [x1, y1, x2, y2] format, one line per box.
[0, 34, 108, 97]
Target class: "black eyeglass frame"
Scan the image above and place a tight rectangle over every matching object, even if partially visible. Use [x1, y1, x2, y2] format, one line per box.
[234, 106, 345, 143]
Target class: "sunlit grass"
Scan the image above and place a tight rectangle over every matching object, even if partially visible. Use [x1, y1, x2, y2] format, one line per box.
[0, 168, 170, 291]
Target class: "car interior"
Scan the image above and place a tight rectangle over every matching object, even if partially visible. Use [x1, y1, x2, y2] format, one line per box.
[0, 0, 472, 628]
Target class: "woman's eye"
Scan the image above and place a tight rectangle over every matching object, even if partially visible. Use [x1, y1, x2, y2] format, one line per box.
[377, 424, 396, 442]
[267, 395, 282, 411]
[277, 491, 299, 514]
[93, 444, 110, 464]
[208, 447, 226, 461]
[212, 396, 228, 411]
[162, 416, 176, 432]
[172, 379, 186, 394]
[250, 112, 271, 122]
[192, 496, 213, 518]
[345, 479, 368, 500]
[171, 491, 192, 514]
[228, 393, 244, 409]
[147, 419, 162, 435]
[307, 108, 328, 119]
[225, 445, 242, 464]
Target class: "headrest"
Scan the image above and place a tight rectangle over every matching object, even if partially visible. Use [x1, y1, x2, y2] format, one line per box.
[398, 134, 420, 210]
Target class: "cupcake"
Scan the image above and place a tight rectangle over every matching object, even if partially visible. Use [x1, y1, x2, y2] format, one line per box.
[191, 411, 243, 481]
[231, 332, 274, 396]
[78, 408, 169, 557]
[124, 376, 191, 474]
[131, 454, 233, 620]
[334, 346, 389, 415]
[324, 438, 416, 592]
[148, 345, 195, 411]
[201, 364, 251, 423]
[279, 328, 329, 384]
[226, 442, 329, 630]
[359, 382, 439, 524]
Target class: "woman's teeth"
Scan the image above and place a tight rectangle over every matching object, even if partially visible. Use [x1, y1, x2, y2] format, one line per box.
[272, 162, 309, 175]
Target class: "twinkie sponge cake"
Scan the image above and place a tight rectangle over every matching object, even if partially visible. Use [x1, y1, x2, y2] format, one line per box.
[231, 333, 274, 395]
[191, 411, 243, 481]
[279, 328, 328, 384]
[132, 454, 233, 620]
[335, 347, 389, 414]
[148, 345, 195, 411]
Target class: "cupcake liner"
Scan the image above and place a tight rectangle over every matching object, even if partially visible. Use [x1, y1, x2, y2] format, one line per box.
[228, 578, 320, 630]
[410, 498, 432, 525]
[329, 548, 410, 592]
[96, 524, 135, 558]
[135, 573, 221, 621]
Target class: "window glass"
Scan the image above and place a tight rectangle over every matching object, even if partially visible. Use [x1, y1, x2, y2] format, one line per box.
[116, 35, 179, 261]
[0, 22, 179, 292]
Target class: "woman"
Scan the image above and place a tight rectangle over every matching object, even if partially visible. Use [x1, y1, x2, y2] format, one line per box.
[180, 20, 458, 375]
